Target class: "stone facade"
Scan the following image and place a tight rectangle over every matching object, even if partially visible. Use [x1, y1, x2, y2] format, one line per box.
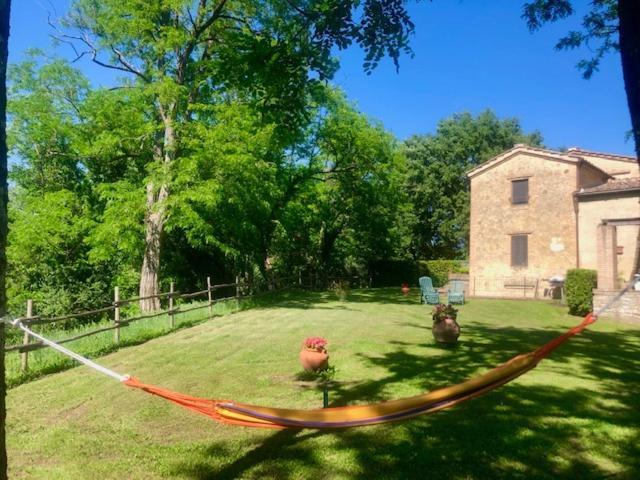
[569, 148, 639, 179]
[578, 192, 639, 283]
[468, 145, 639, 300]
[593, 289, 640, 323]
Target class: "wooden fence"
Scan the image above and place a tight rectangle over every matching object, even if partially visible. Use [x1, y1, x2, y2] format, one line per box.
[6, 276, 241, 373]
[5, 273, 370, 373]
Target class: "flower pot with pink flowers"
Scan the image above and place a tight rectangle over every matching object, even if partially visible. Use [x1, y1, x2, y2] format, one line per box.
[431, 303, 461, 344]
[300, 336, 329, 372]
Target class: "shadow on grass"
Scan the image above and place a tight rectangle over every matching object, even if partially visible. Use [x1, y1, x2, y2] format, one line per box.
[172, 323, 640, 479]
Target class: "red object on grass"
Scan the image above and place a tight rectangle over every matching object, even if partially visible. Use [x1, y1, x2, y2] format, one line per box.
[401, 282, 410, 295]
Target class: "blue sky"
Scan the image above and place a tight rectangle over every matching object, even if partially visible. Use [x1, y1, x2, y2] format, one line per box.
[8, 0, 635, 155]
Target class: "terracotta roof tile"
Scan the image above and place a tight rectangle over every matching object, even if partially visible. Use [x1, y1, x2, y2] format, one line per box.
[577, 177, 640, 195]
[566, 147, 637, 162]
[466, 144, 612, 178]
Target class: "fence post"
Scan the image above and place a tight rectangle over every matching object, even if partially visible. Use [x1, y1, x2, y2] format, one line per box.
[207, 276, 213, 318]
[169, 281, 175, 328]
[114, 287, 120, 343]
[235, 274, 240, 309]
[20, 299, 33, 373]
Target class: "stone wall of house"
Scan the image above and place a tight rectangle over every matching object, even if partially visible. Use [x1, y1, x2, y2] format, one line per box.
[593, 289, 640, 323]
[578, 162, 610, 189]
[469, 152, 579, 298]
[578, 192, 640, 283]
[446, 273, 469, 296]
[572, 152, 639, 179]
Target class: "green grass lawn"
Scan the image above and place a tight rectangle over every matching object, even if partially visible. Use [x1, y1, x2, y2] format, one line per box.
[7, 289, 640, 479]
[5, 297, 249, 388]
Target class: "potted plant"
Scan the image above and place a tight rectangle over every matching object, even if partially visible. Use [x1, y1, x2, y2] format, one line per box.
[401, 282, 410, 295]
[431, 303, 461, 344]
[300, 336, 329, 371]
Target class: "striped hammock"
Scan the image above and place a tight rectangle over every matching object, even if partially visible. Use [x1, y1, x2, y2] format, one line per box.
[121, 313, 595, 429]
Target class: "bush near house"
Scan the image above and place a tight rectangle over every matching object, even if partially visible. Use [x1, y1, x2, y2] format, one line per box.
[419, 260, 468, 287]
[565, 269, 598, 316]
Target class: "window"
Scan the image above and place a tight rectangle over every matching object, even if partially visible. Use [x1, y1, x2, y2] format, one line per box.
[511, 235, 528, 267]
[511, 179, 529, 204]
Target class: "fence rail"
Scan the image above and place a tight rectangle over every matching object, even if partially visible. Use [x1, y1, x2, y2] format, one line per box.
[7, 272, 369, 372]
[8, 276, 242, 371]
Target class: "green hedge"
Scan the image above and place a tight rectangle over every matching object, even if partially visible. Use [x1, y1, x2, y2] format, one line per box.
[368, 259, 468, 287]
[418, 260, 468, 287]
[565, 269, 597, 316]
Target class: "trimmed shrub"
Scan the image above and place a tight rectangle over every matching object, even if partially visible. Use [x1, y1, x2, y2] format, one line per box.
[418, 260, 468, 287]
[565, 269, 597, 316]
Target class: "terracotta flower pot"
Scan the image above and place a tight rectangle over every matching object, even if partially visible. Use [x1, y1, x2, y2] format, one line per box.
[300, 348, 329, 372]
[432, 317, 460, 344]
[401, 283, 410, 295]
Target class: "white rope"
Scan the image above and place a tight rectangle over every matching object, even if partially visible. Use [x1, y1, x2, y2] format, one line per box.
[11, 319, 129, 382]
[2, 273, 637, 385]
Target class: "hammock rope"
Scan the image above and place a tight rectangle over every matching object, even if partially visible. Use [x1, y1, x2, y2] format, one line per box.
[6, 275, 636, 429]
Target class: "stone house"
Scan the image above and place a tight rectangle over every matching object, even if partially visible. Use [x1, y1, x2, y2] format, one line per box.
[467, 145, 639, 319]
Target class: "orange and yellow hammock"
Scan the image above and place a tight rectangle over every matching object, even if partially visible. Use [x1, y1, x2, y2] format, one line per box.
[116, 313, 596, 429]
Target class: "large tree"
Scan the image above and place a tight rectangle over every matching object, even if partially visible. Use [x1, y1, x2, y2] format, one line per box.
[522, 0, 640, 159]
[0, 0, 10, 476]
[405, 110, 543, 260]
[55, 0, 415, 310]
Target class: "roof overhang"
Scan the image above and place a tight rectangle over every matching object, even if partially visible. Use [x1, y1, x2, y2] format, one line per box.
[601, 217, 640, 226]
[575, 186, 640, 198]
[468, 146, 583, 179]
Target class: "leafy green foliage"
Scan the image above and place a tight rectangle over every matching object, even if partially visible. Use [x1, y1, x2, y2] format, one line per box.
[431, 303, 458, 323]
[6, 189, 111, 316]
[268, 91, 413, 280]
[8, 55, 89, 193]
[522, 0, 618, 79]
[6, 49, 412, 316]
[565, 268, 597, 316]
[49, 0, 419, 305]
[404, 110, 543, 259]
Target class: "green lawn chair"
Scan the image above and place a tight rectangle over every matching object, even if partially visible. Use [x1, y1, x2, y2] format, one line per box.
[447, 280, 465, 304]
[419, 276, 440, 304]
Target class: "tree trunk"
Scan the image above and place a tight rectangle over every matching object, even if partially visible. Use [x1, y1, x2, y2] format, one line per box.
[619, 0, 640, 160]
[619, 0, 640, 277]
[319, 223, 342, 279]
[139, 109, 175, 312]
[0, 1, 10, 477]
[138, 182, 168, 311]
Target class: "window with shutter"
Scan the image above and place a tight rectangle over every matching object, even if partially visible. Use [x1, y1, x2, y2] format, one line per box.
[511, 235, 528, 267]
[511, 179, 529, 204]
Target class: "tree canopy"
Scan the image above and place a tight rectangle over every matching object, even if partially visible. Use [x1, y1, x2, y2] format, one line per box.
[404, 110, 543, 260]
[6, 51, 412, 314]
[45, 0, 417, 310]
